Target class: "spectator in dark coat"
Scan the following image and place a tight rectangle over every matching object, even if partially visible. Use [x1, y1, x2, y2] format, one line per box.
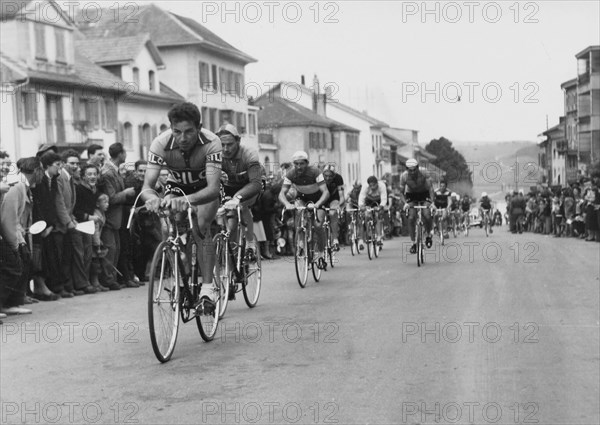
[100, 143, 136, 290]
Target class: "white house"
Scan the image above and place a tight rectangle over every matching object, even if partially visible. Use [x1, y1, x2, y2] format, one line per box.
[77, 4, 259, 152]
[0, 0, 126, 159]
[74, 32, 185, 162]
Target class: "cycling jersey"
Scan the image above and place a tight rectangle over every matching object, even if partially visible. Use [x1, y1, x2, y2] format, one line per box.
[449, 199, 460, 211]
[221, 145, 262, 200]
[283, 166, 325, 203]
[147, 128, 222, 195]
[460, 199, 471, 212]
[399, 168, 431, 193]
[325, 173, 344, 204]
[480, 196, 492, 210]
[359, 181, 387, 208]
[433, 189, 451, 208]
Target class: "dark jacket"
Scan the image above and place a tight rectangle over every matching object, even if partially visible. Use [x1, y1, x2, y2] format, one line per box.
[73, 182, 98, 222]
[31, 174, 59, 228]
[101, 161, 130, 230]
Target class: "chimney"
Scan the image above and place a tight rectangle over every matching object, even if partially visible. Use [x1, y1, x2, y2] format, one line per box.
[301, 75, 305, 86]
[312, 75, 320, 113]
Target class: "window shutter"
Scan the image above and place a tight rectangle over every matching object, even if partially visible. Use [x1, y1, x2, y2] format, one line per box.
[151, 124, 157, 139]
[16, 91, 24, 126]
[118, 121, 125, 143]
[138, 124, 143, 147]
[29, 93, 38, 126]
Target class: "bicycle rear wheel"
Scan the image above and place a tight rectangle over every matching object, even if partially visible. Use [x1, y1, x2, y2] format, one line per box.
[327, 227, 336, 268]
[196, 278, 221, 341]
[213, 234, 230, 319]
[484, 217, 489, 237]
[243, 233, 261, 308]
[311, 237, 322, 282]
[294, 229, 309, 288]
[416, 225, 422, 267]
[148, 241, 180, 363]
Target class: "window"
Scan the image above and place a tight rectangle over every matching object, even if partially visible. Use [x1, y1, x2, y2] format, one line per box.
[236, 112, 246, 134]
[104, 99, 117, 130]
[35, 25, 46, 60]
[17, 91, 39, 127]
[159, 124, 168, 133]
[211, 65, 218, 90]
[132, 67, 140, 88]
[316, 132, 321, 149]
[123, 122, 133, 150]
[220, 109, 232, 126]
[248, 112, 256, 135]
[201, 107, 208, 126]
[82, 99, 100, 129]
[209, 108, 218, 132]
[55, 29, 66, 63]
[148, 70, 155, 91]
[45, 94, 64, 144]
[198, 61, 210, 90]
[219, 67, 226, 92]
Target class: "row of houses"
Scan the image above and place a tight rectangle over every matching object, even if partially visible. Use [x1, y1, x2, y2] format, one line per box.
[539, 45, 600, 186]
[0, 0, 439, 189]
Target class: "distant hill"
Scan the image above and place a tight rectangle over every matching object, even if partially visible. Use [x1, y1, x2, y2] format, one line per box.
[452, 141, 539, 201]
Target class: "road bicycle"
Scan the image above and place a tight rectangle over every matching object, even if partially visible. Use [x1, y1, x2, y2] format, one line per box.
[432, 208, 445, 246]
[345, 208, 361, 256]
[481, 208, 491, 237]
[213, 201, 262, 319]
[413, 204, 430, 267]
[364, 206, 382, 260]
[461, 210, 470, 237]
[128, 189, 222, 363]
[322, 207, 338, 269]
[449, 210, 458, 238]
[284, 205, 323, 288]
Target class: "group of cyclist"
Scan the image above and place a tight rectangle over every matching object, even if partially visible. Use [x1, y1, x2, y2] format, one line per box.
[139, 102, 500, 312]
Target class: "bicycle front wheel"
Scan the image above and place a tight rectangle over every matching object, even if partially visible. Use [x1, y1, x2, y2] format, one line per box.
[213, 234, 230, 319]
[148, 241, 181, 363]
[416, 225, 423, 267]
[294, 229, 309, 288]
[243, 233, 262, 308]
[196, 278, 221, 342]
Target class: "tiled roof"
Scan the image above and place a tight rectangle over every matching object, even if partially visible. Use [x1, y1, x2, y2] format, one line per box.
[0, 52, 28, 83]
[256, 97, 358, 132]
[381, 128, 412, 146]
[159, 82, 185, 100]
[77, 4, 255, 64]
[331, 102, 389, 127]
[75, 33, 163, 67]
[0, 49, 126, 92]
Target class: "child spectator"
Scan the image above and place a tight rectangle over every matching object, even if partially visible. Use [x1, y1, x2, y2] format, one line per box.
[91, 194, 111, 289]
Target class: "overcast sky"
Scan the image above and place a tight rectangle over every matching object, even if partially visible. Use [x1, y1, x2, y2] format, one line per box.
[72, 1, 599, 145]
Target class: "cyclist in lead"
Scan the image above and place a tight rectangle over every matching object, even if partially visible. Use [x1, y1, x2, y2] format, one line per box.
[479, 192, 494, 233]
[278, 151, 330, 270]
[322, 165, 345, 251]
[398, 158, 434, 254]
[141, 102, 222, 311]
[215, 123, 263, 259]
[358, 175, 387, 249]
[433, 180, 452, 239]
[460, 193, 472, 227]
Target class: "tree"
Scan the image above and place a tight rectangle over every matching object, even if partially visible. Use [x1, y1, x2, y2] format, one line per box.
[425, 137, 473, 193]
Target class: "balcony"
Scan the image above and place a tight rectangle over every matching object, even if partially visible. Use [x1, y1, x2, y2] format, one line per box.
[376, 148, 391, 162]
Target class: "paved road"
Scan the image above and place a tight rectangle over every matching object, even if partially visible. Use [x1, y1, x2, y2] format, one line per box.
[2, 227, 599, 424]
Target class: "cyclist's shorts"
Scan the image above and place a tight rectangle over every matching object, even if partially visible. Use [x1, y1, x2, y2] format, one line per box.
[296, 191, 322, 206]
[406, 191, 430, 203]
[365, 199, 380, 208]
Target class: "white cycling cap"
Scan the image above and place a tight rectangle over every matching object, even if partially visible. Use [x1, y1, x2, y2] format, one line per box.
[406, 158, 418, 168]
[292, 151, 309, 161]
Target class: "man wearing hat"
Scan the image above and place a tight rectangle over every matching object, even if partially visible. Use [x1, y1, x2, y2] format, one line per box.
[215, 123, 263, 261]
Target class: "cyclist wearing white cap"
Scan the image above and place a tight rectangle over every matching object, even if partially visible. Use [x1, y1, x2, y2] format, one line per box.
[216, 123, 263, 259]
[479, 192, 493, 233]
[278, 151, 330, 269]
[399, 158, 434, 253]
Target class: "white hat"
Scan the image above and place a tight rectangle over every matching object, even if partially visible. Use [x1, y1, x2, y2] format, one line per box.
[292, 151, 309, 161]
[406, 158, 418, 168]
